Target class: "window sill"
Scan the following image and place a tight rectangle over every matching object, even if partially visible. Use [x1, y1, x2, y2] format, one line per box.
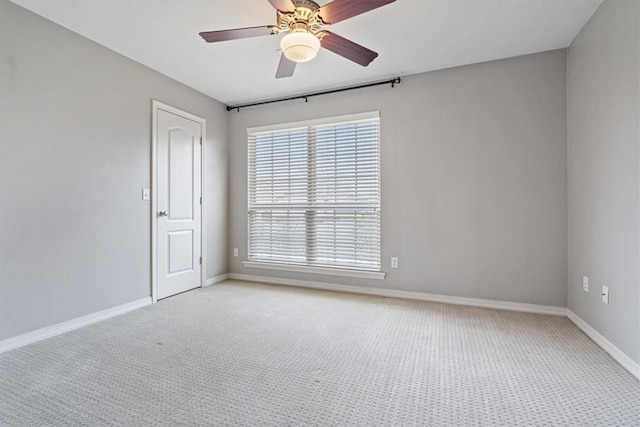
[242, 261, 386, 280]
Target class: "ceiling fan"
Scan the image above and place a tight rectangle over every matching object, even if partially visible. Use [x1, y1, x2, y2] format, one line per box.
[199, 0, 396, 79]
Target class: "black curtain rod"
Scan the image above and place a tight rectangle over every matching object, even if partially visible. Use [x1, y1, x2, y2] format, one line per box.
[226, 77, 401, 112]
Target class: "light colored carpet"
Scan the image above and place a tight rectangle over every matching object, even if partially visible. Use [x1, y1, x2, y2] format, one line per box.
[1, 280, 639, 426]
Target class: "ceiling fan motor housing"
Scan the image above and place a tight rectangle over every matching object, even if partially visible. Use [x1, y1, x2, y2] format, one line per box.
[277, 0, 327, 37]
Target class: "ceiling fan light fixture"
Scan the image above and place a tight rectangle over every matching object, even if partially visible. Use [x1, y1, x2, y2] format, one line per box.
[280, 31, 320, 63]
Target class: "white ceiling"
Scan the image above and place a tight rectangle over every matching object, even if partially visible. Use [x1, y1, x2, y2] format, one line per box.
[12, 0, 601, 105]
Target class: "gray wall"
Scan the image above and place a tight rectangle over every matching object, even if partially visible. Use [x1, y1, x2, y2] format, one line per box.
[229, 50, 568, 307]
[0, 0, 228, 340]
[567, 0, 640, 364]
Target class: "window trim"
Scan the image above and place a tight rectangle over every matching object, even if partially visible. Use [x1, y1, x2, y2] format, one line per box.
[246, 111, 383, 277]
[242, 261, 386, 280]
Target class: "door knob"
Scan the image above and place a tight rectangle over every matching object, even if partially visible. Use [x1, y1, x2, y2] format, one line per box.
[158, 210, 168, 217]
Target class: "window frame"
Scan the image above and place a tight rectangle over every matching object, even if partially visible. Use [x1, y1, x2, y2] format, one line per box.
[243, 111, 385, 279]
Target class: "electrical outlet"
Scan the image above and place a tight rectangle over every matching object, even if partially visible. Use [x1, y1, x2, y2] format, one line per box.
[602, 285, 609, 304]
[391, 257, 398, 269]
[233, 248, 239, 257]
[582, 276, 589, 292]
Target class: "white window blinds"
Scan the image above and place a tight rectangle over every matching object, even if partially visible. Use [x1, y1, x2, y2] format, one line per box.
[248, 112, 381, 271]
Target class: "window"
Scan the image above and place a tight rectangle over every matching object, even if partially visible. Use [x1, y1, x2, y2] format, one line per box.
[247, 112, 381, 276]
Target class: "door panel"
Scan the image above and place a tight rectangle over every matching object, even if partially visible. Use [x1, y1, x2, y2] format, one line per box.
[157, 108, 202, 300]
[168, 129, 194, 220]
[167, 230, 194, 275]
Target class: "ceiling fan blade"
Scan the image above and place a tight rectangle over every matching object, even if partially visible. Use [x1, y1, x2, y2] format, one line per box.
[275, 54, 296, 79]
[320, 32, 378, 67]
[199, 26, 277, 43]
[267, 0, 296, 13]
[318, 0, 396, 25]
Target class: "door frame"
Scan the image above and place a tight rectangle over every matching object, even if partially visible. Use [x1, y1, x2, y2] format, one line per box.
[151, 100, 206, 303]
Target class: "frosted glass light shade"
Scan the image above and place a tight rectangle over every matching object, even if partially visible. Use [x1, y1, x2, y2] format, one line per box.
[280, 31, 320, 63]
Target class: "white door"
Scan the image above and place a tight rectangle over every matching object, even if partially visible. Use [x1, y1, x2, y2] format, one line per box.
[156, 106, 203, 300]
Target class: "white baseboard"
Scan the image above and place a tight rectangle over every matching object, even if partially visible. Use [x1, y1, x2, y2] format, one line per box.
[205, 274, 229, 287]
[567, 310, 640, 380]
[227, 273, 567, 316]
[0, 297, 152, 354]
